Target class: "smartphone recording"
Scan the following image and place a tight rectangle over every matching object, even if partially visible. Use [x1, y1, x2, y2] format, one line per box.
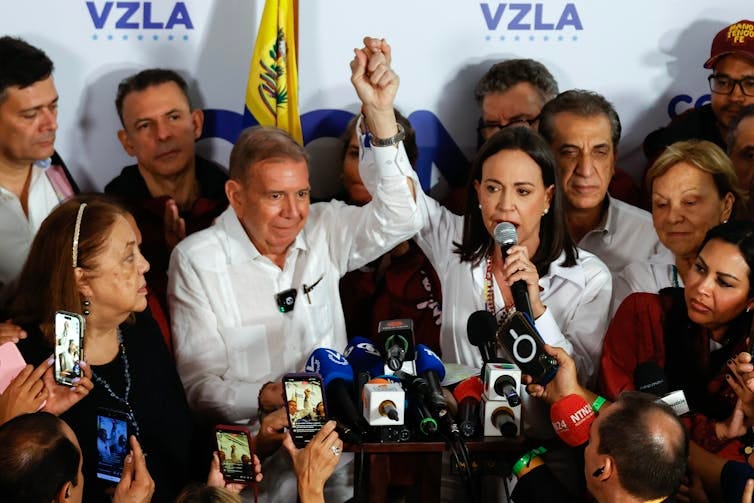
[95, 409, 131, 483]
[214, 425, 256, 484]
[282, 373, 328, 448]
[54, 311, 84, 387]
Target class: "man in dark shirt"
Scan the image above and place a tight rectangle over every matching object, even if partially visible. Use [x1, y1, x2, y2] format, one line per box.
[643, 20, 754, 163]
[105, 69, 228, 319]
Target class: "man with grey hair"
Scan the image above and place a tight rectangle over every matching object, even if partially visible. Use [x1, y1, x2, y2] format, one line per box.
[474, 58, 558, 141]
[168, 37, 420, 502]
[474, 59, 638, 205]
[727, 104, 754, 218]
[538, 90, 665, 277]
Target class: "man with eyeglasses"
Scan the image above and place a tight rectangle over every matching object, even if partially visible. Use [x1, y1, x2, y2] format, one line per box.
[643, 20, 754, 166]
[474, 59, 640, 206]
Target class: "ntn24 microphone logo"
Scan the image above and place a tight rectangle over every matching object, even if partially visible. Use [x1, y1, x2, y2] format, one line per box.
[569, 403, 593, 425]
[86, 1, 194, 30]
[481, 2, 583, 31]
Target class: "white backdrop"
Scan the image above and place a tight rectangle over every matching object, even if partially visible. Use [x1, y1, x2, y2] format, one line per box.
[1, 1, 749, 194]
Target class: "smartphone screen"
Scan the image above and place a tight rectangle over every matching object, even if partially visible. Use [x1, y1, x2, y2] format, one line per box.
[0, 342, 26, 394]
[214, 426, 255, 484]
[95, 409, 131, 483]
[54, 311, 84, 386]
[282, 373, 327, 448]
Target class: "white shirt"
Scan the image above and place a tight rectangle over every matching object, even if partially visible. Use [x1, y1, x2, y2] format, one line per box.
[578, 195, 667, 275]
[168, 143, 421, 423]
[611, 246, 682, 317]
[410, 190, 612, 388]
[0, 161, 63, 296]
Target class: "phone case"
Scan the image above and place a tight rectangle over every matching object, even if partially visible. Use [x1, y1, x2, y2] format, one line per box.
[282, 372, 328, 448]
[0, 342, 26, 394]
[214, 425, 256, 484]
[54, 311, 85, 387]
[498, 311, 558, 385]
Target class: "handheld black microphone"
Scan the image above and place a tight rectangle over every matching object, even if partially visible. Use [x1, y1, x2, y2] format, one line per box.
[494, 222, 533, 320]
[377, 319, 416, 372]
[467, 310, 498, 365]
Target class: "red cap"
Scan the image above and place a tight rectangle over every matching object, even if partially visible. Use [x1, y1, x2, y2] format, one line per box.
[550, 394, 595, 447]
[705, 20, 754, 69]
[453, 376, 484, 403]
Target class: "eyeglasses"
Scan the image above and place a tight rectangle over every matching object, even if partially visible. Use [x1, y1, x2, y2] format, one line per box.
[708, 74, 754, 97]
[477, 115, 540, 137]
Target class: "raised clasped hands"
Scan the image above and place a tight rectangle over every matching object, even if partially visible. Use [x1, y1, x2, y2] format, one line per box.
[350, 36, 399, 138]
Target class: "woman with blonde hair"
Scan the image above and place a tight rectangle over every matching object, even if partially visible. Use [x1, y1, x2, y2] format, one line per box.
[611, 139, 747, 315]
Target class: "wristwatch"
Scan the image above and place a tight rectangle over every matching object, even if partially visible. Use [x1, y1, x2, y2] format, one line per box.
[369, 123, 405, 147]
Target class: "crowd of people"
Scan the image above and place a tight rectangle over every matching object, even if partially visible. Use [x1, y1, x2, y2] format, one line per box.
[0, 19, 754, 503]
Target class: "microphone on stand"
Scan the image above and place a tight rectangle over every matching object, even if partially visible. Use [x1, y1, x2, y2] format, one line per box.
[305, 348, 367, 443]
[467, 310, 498, 365]
[453, 376, 484, 438]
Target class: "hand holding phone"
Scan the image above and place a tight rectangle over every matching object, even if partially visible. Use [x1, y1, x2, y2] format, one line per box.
[498, 311, 558, 385]
[214, 425, 257, 484]
[282, 373, 328, 448]
[96, 409, 133, 483]
[113, 435, 155, 503]
[41, 355, 93, 416]
[54, 311, 85, 387]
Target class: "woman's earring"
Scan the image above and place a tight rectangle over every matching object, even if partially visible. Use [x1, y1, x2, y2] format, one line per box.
[82, 298, 91, 317]
[478, 204, 482, 210]
[543, 207, 549, 216]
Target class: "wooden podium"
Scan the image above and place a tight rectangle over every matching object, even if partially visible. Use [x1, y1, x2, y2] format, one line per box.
[347, 437, 527, 502]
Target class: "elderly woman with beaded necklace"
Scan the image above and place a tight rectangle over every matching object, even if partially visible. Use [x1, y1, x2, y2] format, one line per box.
[10, 196, 193, 503]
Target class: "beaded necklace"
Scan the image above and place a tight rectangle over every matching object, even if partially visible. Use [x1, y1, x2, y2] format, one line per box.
[90, 330, 142, 439]
[483, 253, 514, 329]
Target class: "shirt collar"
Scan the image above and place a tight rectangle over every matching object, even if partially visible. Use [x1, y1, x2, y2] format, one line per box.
[34, 157, 52, 169]
[218, 206, 309, 265]
[539, 250, 586, 290]
[596, 195, 614, 234]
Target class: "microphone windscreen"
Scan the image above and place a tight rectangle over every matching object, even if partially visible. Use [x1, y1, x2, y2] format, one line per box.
[453, 376, 484, 403]
[415, 344, 446, 381]
[493, 221, 517, 247]
[305, 348, 354, 387]
[633, 361, 669, 397]
[467, 310, 497, 347]
[344, 337, 384, 378]
[549, 394, 595, 447]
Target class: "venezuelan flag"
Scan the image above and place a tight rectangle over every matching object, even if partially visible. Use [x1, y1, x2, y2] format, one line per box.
[244, 0, 303, 143]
